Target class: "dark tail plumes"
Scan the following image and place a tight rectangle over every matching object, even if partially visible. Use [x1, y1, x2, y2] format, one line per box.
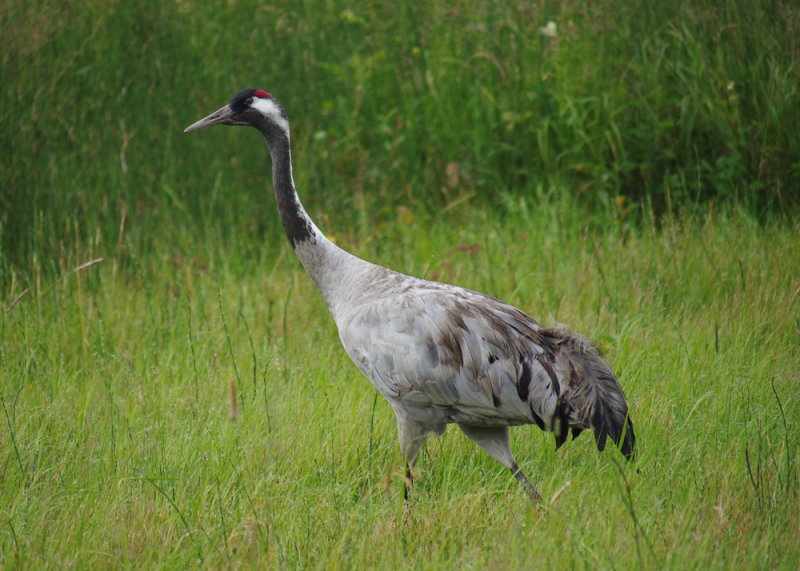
[544, 327, 636, 460]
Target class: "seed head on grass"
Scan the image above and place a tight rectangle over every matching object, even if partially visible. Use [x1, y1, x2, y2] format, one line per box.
[230, 378, 238, 421]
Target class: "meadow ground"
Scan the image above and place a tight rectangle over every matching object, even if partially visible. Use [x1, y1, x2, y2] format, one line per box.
[2, 201, 798, 568]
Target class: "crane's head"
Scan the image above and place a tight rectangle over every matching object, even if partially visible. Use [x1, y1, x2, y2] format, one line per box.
[184, 89, 289, 136]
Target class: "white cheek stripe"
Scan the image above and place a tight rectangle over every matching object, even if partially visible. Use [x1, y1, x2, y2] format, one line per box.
[251, 97, 290, 136]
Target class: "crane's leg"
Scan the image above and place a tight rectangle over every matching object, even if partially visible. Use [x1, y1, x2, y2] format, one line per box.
[457, 424, 541, 502]
[510, 461, 542, 502]
[394, 415, 429, 507]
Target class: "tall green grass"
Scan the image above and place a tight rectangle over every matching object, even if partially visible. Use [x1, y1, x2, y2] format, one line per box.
[1, 202, 798, 567]
[2, 0, 799, 274]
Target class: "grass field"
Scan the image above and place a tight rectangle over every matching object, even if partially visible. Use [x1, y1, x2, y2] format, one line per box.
[2, 0, 800, 568]
[2, 204, 799, 567]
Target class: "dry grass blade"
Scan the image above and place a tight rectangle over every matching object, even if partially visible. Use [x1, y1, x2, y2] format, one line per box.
[72, 257, 104, 273]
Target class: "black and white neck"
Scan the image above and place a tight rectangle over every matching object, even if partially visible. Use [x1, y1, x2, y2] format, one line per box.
[251, 101, 317, 249]
[184, 89, 379, 317]
[247, 97, 374, 309]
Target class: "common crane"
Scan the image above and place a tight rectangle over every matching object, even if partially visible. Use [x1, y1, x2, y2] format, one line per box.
[185, 89, 635, 502]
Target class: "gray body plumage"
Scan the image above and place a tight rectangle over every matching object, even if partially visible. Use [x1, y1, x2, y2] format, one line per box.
[186, 89, 635, 501]
[331, 261, 634, 470]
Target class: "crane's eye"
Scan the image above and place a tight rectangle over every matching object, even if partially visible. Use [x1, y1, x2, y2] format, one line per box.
[246, 97, 254, 106]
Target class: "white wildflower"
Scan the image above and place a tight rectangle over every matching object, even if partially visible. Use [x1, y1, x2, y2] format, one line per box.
[539, 21, 557, 38]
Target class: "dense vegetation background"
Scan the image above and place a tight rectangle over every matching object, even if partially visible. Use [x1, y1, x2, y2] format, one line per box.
[1, 0, 798, 567]
[2, 0, 799, 273]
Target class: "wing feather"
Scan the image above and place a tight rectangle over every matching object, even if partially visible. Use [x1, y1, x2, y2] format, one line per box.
[338, 278, 561, 428]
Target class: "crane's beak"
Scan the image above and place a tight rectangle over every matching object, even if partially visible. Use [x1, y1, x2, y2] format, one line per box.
[184, 104, 236, 133]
